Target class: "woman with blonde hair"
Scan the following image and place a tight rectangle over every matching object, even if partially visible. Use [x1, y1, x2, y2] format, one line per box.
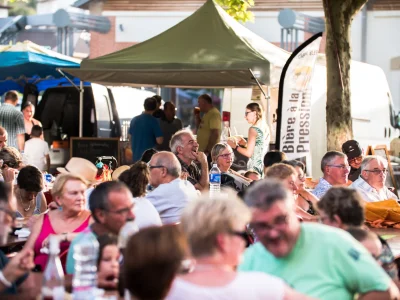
[227, 103, 269, 176]
[266, 163, 318, 222]
[166, 191, 312, 299]
[210, 143, 251, 192]
[22, 173, 92, 271]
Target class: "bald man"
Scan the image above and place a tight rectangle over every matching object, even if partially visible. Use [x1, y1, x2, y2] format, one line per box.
[146, 151, 198, 224]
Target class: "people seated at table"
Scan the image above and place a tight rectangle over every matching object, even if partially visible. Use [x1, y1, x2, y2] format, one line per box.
[23, 173, 91, 272]
[14, 166, 47, 219]
[239, 179, 400, 299]
[167, 190, 310, 300]
[66, 181, 135, 279]
[210, 142, 251, 193]
[118, 161, 162, 229]
[0, 181, 35, 294]
[317, 187, 365, 229]
[342, 139, 363, 182]
[282, 160, 319, 216]
[23, 125, 50, 172]
[263, 150, 287, 174]
[266, 163, 317, 221]
[350, 155, 398, 202]
[125, 225, 188, 300]
[146, 151, 198, 225]
[96, 234, 120, 289]
[170, 129, 209, 190]
[312, 151, 350, 198]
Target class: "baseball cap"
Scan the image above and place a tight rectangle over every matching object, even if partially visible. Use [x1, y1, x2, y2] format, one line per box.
[342, 140, 362, 160]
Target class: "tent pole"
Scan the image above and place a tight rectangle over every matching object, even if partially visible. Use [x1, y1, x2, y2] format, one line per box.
[79, 81, 84, 137]
[56, 69, 80, 91]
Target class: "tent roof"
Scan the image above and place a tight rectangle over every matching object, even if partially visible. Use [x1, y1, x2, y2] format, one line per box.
[0, 41, 80, 81]
[64, 0, 289, 88]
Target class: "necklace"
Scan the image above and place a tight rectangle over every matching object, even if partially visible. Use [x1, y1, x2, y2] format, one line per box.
[19, 189, 33, 212]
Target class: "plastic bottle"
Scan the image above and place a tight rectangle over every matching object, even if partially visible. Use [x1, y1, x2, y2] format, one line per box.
[118, 221, 139, 298]
[72, 231, 99, 300]
[41, 235, 65, 300]
[209, 164, 221, 196]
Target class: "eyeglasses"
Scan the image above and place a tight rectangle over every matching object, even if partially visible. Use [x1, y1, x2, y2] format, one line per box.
[229, 230, 250, 247]
[249, 215, 289, 232]
[245, 111, 254, 116]
[327, 164, 350, 171]
[349, 156, 363, 164]
[147, 162, 166, 170]
[105, 204, 135, 216]
[218, 152, 234, 160]
[364, 168, 388, 175]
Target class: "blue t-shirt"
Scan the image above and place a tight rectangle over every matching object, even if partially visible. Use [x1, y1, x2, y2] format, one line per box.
[239, 223, 391, 300]
[129, 113, 163, 162]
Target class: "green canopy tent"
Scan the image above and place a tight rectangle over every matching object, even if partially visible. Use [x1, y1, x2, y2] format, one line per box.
[62, 0, 289, 88]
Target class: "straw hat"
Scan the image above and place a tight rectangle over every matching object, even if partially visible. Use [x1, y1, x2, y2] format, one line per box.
[57, 157, 98, 183]
[112, 165, 130, 181]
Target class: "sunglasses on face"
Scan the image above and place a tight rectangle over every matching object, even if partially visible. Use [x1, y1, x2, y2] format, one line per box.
[229, 230, 251, 247]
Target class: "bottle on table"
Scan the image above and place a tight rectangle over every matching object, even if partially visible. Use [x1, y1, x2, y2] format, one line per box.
[72, 231, 99, 300]
[41, 235, 65, 300]
[209, 164, 221, 197]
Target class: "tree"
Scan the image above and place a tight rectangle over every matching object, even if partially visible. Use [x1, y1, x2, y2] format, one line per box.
[322, 0, 367, 151]
[4, 0, 37, 16]
[215, 0, 254, 23]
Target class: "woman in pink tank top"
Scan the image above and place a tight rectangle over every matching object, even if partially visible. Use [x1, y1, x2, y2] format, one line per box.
[22, 173, 92, 272]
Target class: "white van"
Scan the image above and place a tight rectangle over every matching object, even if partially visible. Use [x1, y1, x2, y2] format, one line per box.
[222, 60, 398, 177]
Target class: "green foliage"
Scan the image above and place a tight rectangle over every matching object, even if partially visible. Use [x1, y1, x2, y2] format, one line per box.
[215, 0, 254, 23]
[7, 0, 36, 16]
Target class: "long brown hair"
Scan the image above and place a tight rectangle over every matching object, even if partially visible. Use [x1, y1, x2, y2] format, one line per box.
[118, 161, 149, 198]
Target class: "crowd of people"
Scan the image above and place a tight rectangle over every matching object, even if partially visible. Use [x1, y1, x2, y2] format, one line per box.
[0, 91, 400, 299]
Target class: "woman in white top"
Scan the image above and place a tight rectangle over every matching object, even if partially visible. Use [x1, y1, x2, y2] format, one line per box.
[118, 161, 162, 229]
[166, 191, 312, 300]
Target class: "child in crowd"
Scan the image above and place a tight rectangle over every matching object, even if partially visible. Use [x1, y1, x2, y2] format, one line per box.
[97, 234, 120, 288]
[23, 125, 50, 172]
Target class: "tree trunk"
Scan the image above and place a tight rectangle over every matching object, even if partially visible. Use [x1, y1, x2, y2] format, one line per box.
[323, 0, 367, 151]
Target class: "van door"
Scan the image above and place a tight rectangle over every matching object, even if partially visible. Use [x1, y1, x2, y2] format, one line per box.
[92, 83, 117, 138]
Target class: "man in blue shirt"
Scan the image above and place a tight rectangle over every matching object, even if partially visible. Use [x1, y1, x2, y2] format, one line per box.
[128, 97, 163, 162]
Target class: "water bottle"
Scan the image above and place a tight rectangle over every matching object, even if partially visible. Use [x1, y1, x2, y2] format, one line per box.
[72, 231, 99, 299]
[118, 221, 139, 298]
[41, 235, 65, 300]
[209, 164, 221, 197]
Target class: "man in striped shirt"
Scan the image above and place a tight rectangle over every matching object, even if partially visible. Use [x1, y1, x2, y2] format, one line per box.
[0, 91, 24, 151]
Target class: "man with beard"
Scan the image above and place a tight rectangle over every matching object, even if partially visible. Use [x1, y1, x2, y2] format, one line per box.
[350, 156, 398, 202]
[312, 151, 350, 198]
[342, 140, 363, 182]
[239, 180, 399, 300]
[170, 130, 209, 191]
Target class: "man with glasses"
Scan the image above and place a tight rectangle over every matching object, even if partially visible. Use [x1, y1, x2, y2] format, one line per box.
[342, 140, 363, 182]
[350, 156, 398, 202]
[312, 151, 350, 198]
[146, 151, 198, 224]
[239, 180, 399, 299]
[66, 181, 135, 281]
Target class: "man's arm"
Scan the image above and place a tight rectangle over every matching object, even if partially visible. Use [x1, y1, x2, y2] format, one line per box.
[205, 129, 220, 154]
[156, 136, 164, 145]
[17, 133, 24, 152]
[195, 152, 209, 191]
[45, 154, 50, 173]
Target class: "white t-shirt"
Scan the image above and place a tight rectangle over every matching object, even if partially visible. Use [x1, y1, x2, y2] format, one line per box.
[133, 197, 162, 229]
[166, 272, 285, 300]
[24, 138, 49, 171]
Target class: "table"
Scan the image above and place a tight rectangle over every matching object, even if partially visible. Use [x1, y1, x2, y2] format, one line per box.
[0, 235, 27, 255]
[371, 228, 400, 258]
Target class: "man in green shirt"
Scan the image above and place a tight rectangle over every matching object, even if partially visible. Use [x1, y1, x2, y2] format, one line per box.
[239, 180, 399, 300]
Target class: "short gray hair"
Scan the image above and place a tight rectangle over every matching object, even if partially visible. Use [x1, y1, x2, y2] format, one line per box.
[211, 142, 232, 164]
[360, 155, 388, 172]
[153, 151, 181, 178]
[244, 179, 289, 210]
[170, 129, 193, 154]
[321, 151, 346, 172]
